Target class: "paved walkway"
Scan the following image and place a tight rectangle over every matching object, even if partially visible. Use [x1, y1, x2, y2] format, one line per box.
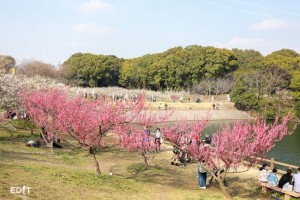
[159, 109, 253, 121]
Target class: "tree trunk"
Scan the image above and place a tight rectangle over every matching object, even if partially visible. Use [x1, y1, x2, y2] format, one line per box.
[206, 167, 231, 200]
[142, 153, 150, 170]
[217, 178, 231, 200]
[40, 130, 54, 154]
[89, 147, 101, 175]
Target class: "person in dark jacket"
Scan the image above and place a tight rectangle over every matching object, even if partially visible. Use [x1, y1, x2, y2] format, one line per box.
[278, 169, 293, 188]
[203, 134, 212, 145]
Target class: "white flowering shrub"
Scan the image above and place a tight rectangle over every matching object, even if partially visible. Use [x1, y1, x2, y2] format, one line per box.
[69, 86, 189, 101]
[0, 74, 68, 111]
[1, 74, 190, 111]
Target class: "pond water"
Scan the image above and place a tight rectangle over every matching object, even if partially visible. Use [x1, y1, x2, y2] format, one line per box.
[267, 122, 300, 167]
[201, 120, 300, 168]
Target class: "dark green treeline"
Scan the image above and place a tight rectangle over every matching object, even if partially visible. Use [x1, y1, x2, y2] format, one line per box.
[61, 45, 237, 90]
[61, 45, 300, 118]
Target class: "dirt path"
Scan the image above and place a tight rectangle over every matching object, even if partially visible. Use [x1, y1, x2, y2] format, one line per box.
[165, 109, 252, 121]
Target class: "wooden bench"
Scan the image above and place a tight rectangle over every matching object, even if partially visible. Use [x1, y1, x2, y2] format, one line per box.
[256, 181, 300, 200]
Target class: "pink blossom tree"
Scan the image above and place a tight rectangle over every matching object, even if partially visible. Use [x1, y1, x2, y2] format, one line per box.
[0, 74, 68, 135]
[18, 89, 70, 153]
[60, 95, 152, 175]
[116, 109, 172, 169]
[162, 113, 210, 149]
[18, 88, 169, 174]
[163, 113, 293, 199]
[170, 95, 179, 102]
[117, 126, 155, 170]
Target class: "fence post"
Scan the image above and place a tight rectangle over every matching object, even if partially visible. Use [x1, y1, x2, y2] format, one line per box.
[270, 158, 275, 169]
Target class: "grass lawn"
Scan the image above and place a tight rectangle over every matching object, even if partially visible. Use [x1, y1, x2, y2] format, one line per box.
[0, 124, 272, 200]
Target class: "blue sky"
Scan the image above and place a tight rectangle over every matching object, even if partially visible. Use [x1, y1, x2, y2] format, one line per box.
[0, 0, 300, 66]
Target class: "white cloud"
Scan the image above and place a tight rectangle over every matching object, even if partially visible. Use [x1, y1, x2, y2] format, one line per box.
[249, 19, 287, 31]
[228, 37, 263, 46]
[73, 23, 115, 34]
[210, 42, 225, 48]
[211, 37, 264, 50]
[79, 0, 113, 13]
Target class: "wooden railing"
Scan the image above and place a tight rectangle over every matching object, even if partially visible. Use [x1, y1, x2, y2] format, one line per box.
[204, 146, 298, 172]
[256, 157, 299, 171]
[164, 143, 298, 172]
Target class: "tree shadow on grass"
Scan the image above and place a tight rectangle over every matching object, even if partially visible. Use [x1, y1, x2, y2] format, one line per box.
[115, 150, 266, 199]
[0, 149, 59, 164]
[0, 126, 39, 142]
[0, 134, 39, 142]
[115, 158, 201, 190]
[221, 177, 265, 199]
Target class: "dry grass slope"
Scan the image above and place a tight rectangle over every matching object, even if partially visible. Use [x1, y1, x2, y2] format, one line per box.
[0, 125, 277, 200]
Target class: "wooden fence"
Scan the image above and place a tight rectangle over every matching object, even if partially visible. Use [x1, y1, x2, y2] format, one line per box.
[256, 157, 299, 172]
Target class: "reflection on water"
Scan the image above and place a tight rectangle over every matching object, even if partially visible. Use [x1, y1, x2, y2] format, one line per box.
[202, 121, 300, 167]
[267, 122, 300, 167]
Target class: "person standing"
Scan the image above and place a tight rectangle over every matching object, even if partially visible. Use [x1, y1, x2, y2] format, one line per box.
[203, 134, 212, 145]
[155, 128, 162, 152]
[144, 126, 150, 137]
[143, 126, 151, 153]
[293, 167, 300, 193]
[197, 160, 208, 189]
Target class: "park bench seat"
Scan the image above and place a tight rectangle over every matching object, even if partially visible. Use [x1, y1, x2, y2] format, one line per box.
[256, 181, 300, 200]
